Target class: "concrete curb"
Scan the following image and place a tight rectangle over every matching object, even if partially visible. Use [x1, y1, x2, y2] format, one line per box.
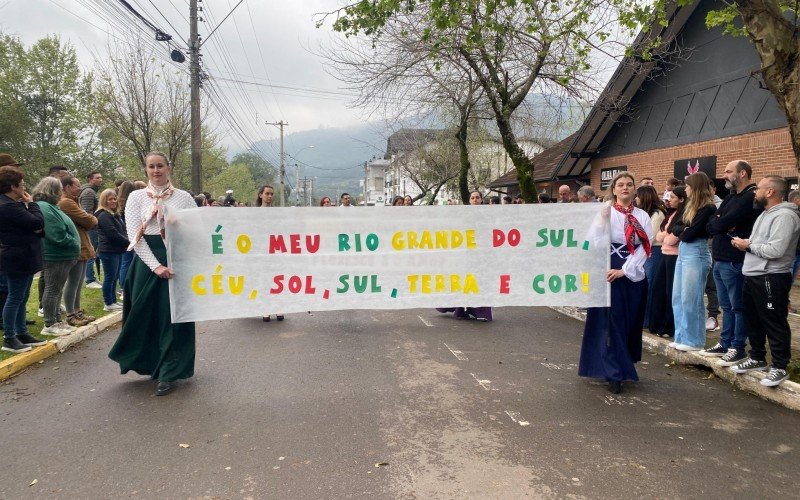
[551, 306, 800, 412]
[0, 311, 122, 382]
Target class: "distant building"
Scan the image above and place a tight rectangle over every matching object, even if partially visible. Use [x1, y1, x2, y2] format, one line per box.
[364, 158, 391, 206]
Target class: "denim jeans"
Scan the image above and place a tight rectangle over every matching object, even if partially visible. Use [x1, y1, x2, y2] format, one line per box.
[672, 240, 712, 348]
[713, 261, 746, 350]
[3, 274, 33, 338]
[85, 229, 99, 283]
[98, 252, 122, 305]
[643, 245, 663, 328]
[119, 250, 134, 289]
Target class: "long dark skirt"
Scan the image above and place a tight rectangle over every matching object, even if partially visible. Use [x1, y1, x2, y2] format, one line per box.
[648, 254, 678, 336]
[436, 307, 493, 321]
[579, 276, 647, 382]
[108, 235, 195, 382]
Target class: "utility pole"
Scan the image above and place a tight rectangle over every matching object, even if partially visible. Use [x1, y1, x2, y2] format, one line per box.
[295, 163, 300, 206]
[189, 0, 202, 193]
[266, 120, 288, 206]
[364, 161, 368, 206]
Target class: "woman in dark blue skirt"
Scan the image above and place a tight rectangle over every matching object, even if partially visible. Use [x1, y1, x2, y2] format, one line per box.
[579, 172, 652, 394]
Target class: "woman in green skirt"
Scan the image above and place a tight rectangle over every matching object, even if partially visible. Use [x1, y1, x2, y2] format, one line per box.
[109, 152, 197, 396]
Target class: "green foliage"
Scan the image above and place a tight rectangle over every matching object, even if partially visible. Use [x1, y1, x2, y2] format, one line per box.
[205, 162, 258, 205]
[0, 34, 97, 177]
[231, 151, 277, 185]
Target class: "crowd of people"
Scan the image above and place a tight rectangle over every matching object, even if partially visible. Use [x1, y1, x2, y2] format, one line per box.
[2, 151, 799, 397]
[581, 164, 800, 394]
[0, 154, 142, 354]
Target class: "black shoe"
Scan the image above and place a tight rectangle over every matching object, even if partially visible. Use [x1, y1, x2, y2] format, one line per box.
[17, 333, 47, 346]
[276, 315, 284, 321]
[608, 381, 622, 394]
[26, 319, 35, 325]
[2, 336, 32, 353]
[262, 315, 271, 322]
[155, 381, 173, 396]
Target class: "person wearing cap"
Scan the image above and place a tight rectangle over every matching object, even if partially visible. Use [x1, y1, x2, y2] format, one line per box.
[223, 189, 236, 207]
[0, 153, 22, 168]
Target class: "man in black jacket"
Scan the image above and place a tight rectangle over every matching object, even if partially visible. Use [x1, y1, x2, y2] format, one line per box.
[701, 160, 762, 366]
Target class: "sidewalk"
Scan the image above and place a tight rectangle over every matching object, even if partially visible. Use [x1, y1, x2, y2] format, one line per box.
[0, 311, 121, 381]
[552, 296, 800, 412]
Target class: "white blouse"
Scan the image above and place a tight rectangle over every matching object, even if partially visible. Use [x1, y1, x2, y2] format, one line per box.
[587, 202, 653, 283]
[610, 206, 653, 282]
[125, 188, 196, 271]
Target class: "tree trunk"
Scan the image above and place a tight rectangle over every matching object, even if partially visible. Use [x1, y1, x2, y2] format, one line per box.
[455, 112, 471, 204]
[735, 0, 800, 170]
[496, 112, 537, 202]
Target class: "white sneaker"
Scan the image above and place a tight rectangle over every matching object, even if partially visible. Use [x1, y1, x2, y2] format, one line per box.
[103, 303, 123, 312]
[674, 344, 702, 352]
[705, 317, 719, 331]
[85, 281, 102, 289]
[60, 304, 66, 313]
[37, 308, 44, 317]
[41, 322, 74, 336]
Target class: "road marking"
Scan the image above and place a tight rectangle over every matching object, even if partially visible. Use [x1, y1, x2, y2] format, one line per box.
[443, 342, 468, 361]
[470, 373, 493, 391]
[505, 410, 530, 426]
[418, 315, 433, 327]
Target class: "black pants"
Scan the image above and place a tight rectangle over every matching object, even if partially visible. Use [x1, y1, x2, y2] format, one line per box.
[648, 254, 678, 336]
[743, 273, 792, 369]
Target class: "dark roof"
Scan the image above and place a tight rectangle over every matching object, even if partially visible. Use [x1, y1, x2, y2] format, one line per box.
[489, 132, 579, 188]
[384, 129, 441, 159]
[553, 1, 700, 179]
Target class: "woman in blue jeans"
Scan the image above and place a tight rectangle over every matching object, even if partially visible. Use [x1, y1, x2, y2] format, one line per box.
[95, 189, 129, 311]
[0, 166, 46, 353]
[669, 173, 717, 351]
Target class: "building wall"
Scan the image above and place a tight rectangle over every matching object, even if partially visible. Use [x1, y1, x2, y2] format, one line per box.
[590, 127, 796, 196]
[598, 0, 786, 159]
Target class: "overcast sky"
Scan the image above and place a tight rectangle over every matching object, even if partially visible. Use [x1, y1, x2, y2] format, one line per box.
[0, 0, 365, 156]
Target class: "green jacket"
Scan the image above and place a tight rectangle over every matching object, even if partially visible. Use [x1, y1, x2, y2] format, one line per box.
[37, 201, 80, 262]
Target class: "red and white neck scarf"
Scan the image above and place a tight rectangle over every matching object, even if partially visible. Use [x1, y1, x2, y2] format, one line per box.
[127, 182, 175, 250]
[613, 203, 651, 257]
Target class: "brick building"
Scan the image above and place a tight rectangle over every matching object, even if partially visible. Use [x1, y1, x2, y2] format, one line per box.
[492, 0, 797, 198]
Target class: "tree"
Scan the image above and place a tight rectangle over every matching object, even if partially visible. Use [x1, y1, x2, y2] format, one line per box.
[321, 11, 486, 204]
[703, 1, 800, 170]
[322, 1, 622, 201]
[95, 39, 193, 172]
[392, 131, 461, 204]
[0, 34, 98, 177]
[231, 151, 278, 185]
[0, 35, 31, 157]
[206, 163, 258, 206]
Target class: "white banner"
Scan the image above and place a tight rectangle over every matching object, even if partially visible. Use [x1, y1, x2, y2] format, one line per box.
[166, 204, 610, 322]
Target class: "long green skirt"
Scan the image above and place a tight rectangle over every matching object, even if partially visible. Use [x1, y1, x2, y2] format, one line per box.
[108, 235, 195, 382]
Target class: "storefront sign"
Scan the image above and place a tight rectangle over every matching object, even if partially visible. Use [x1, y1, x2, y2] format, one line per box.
[600, 166, 627, 190]
[674, 156, 717, 181]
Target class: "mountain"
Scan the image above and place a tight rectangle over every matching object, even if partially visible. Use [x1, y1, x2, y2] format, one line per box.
[241, 95, 585, 199]
[248, 122, 394, 197]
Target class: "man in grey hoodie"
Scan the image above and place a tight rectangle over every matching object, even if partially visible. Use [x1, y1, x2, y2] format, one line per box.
[729, 175, 800, 387]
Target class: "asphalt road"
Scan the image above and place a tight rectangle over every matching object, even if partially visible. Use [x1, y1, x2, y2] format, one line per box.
[1, 306, 799, 499]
